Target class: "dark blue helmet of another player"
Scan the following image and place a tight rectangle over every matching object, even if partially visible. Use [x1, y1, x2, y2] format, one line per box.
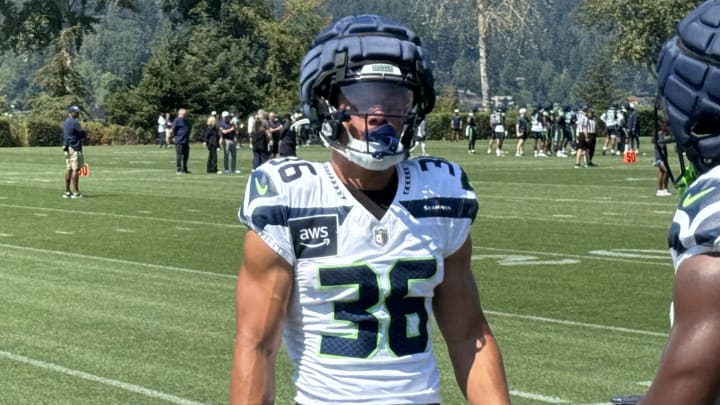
[299, 14, 435, 171]
[657, 0, 720, 178]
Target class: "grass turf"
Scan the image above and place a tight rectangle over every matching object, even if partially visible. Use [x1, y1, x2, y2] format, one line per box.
[0, 139, 677, 404]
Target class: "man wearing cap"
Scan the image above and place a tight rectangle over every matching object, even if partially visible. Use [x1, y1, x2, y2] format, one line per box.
[220, 111, 239, 174]
[63, 106, 86, 198]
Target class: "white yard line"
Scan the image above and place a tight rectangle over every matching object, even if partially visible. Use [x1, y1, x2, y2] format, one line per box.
[510, 389, 570, 403]
[473, 246, 670, 266]
[476, 213, 669, 229]
[0, 350, 208, 405]
[476, 192, 675, 207]
[0, 203, 242, 229]
[509, 390, 613, 404]
[486, 310, 667, 337]
[0, 243, 236, 280]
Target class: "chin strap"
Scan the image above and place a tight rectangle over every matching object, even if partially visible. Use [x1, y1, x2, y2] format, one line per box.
[674, 157, 698, 196]
[653, 92, 697, 196]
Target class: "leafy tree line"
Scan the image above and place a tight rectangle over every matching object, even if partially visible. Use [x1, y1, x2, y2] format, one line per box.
[0, 0, 326, 140]
[0, 0, 704, 143]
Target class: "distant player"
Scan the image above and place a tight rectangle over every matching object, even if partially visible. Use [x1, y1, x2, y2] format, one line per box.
[600, 104, 620, 155]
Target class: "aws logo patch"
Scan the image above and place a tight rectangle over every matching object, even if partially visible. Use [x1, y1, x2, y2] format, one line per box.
[289, 215, 338, 259]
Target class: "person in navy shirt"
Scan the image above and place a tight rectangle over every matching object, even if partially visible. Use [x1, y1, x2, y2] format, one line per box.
[171, 108, 191, 174]
[62, 105, 86, 198]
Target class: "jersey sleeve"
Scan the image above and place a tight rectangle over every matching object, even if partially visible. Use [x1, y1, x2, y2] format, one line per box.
[238, 165, 295, 264]
[402, 158, 478, 257]
[447, 165, 478, 255]
[669, 172, 720, 266]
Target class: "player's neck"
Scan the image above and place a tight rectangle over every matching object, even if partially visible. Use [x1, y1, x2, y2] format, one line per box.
[331, 152, 397, 191]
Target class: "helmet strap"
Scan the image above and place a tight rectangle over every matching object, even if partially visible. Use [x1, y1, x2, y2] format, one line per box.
[674, 153, 698, 195]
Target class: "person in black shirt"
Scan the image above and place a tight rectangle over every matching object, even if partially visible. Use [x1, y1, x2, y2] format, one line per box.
[278, 114, 297, 157]
[251, 118, 270, 169]
[268, 111, 283, 158]
[204, 116, 220, 174]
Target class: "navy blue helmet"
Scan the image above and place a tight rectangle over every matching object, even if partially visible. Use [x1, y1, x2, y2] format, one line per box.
[657, 0, 720, 177]
[299, 14, 435, 170]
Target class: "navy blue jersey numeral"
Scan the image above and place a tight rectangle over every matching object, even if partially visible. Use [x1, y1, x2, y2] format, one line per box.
[318, 259, 437, 359]
[418, 158, 455, 176]
[387, 259, 436, 356]
[268, 158, 317, 182]
[318, 265, 379, 358]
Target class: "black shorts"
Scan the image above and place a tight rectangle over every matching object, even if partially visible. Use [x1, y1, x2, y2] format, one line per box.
[607, 125, 620, 137]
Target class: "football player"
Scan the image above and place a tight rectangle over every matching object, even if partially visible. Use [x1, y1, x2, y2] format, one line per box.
[640, 1, 720, 403]
[230, 14, 510, 405]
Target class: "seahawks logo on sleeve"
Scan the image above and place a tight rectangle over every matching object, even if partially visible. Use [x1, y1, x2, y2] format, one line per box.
[668, 171, 720, 256]
[248, 169, 280, 202]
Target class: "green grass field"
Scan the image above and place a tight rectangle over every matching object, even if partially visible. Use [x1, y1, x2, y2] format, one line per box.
[0, 139, 678, 404]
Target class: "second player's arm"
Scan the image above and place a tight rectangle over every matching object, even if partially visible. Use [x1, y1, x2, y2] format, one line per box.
[639, 253, 720, 405]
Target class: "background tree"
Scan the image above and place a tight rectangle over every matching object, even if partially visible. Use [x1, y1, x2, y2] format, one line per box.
[106, 0, 325, 131]
[573, 48, 620, 110]
[408, 0, 545, 110]
[581, 0, 701, 71]
[27, 26, 94, 120]
[0, 0, 683, 133]
[78, 2, 160, 114]
[0, 0, 140, 118]
[261, 0, 327, 112]
[472, 0, 544, 110]
[0, 0, 139, 52]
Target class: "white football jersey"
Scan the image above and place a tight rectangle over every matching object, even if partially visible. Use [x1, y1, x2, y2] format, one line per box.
[668, 165, 720, 324]
[601, 109, 618, 126]
[575, 113, 588, 133]
[238, 156, 478, 405]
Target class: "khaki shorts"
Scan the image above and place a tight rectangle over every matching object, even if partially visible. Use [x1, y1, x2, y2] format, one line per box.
[65, 147, 84, 171]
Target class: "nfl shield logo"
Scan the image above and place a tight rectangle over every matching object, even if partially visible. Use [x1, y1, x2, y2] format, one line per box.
[374, 227, 388, 245]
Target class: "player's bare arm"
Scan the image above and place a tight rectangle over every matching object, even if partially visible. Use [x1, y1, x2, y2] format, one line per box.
[639, 253, 720, 405]
[230, 230, 293, 405]
[434, 236, 511, 405]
